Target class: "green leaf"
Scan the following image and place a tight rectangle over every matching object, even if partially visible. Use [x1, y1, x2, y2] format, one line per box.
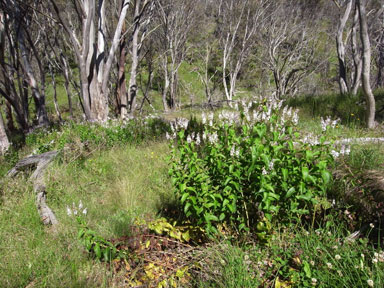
[286, 187, 296, 198]
[282, 168, 288, 182]
[205, 213, 219, 222]
[296, 193, 312, 201]
[263, 183, 275, 193]
[238, 223, 246, 231]
[181, 193, 189, 203]
[179, 183, 186, 193]
[184, 202, 191, 214]
[303, 260, 312, 278]
[182, 230, 191, 242]
[268, 192, 280, 200]
[322, 170, 331, 185]
[78, 228, 85, 239]
[103, 247, 111, 261]
[302, 166, 309, 181]
[94, 243, 101, 259]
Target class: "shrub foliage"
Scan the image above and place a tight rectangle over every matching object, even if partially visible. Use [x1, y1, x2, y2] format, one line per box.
[169, 98, 334, 235]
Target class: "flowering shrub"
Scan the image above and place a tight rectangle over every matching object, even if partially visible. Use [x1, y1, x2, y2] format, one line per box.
[25, 117, 170, 155]
[169, 97, 334, 235]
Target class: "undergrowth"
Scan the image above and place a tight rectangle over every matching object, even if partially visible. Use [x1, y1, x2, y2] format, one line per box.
[1, 93, 384, 287]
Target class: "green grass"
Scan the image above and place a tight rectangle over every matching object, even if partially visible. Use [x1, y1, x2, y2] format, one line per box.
[196, 224, 384, 288]
[2, 90, 384, 287]
[0, 141, 172, 287]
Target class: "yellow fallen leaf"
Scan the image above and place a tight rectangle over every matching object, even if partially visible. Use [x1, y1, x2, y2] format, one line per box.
[275, 276, 292, 288]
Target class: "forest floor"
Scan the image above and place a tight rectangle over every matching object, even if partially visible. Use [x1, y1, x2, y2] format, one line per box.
[2, 92, 384, 287]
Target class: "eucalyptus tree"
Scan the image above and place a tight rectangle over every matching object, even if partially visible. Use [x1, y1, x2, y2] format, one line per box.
[333, 0, 353, 95]
[357, 0, 376, 128]
[49, 0, 131, 122]
[154, 0, 198, 111]
[0, 110, 9, 154]
[0, 2, 38, 130]
[217, 0, 266, 103]
[371, 4, 384, 88]
[119, 0, 155, 118]
[258, 0, 321, 98]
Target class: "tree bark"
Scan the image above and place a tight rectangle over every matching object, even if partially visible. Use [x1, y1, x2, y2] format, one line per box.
[49, 0, 131, 122]
[357, 0, 376, 128]
[0, 110, 10, 154]
[60, 53, 73, 119]
[14, 2, 49, 127]
[128, 0, 141, 116]
[161, 56, 170, 112]
[377, 28, 384, 88]
[336, 0, 352, 95]
[118, 24, 128, 118]
[48, 64, 63, 122]
[351, 3, 362, 95]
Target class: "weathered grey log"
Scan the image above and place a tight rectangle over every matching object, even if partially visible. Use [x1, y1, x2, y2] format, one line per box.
[333, 137, 384, 145]
[7, 150, 59, 225]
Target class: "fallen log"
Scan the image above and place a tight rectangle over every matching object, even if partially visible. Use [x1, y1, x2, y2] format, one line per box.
[7, 150, 59, 225]
[333, 137, 384, 145]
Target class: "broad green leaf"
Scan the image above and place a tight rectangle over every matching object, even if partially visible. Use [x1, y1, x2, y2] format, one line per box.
[322, 170, 331, 185]
[184, 202, 191, 214]
[94, 243, 101, 259]
[205, 213, 219, 222]
[181, 193, 189, 203]
[286, 187, 296, 198]
[303, 260, 312, 278]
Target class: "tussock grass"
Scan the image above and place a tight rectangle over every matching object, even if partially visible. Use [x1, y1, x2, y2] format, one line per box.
[196, 224, 384, 288]
[0, 141, 172, 287]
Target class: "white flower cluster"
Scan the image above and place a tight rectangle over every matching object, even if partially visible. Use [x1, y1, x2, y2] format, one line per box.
[302, 133, 320, 146]
[66, 200, 87, 216]
[218, 111, 240, 125]
[166, 117, 190, 140]
[166, 96, 302, 150]
[262, 159, 276, 175]
[320, 116, 340, 132]
[186, 132, 202, 145]
[330, 144, 351, 159]
[230, 145, 240, 157]
[373, 251, 384, 263]
[215, 96, 299, 128]
[101, 113, 163, 129]
[202, 112, 215, 126]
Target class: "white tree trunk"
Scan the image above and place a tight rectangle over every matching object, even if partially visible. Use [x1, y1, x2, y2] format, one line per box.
[50, 0, 131, 122]
[357, 0, 376, 128]
[161, 56, 170, 112]
[0, 111, 10, 154]
[351, 3, 362, 95]
[336, 0, 352, 95]
[128, 0, 141, 116]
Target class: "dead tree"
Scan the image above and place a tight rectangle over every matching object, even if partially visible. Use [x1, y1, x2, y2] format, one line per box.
[12, 0, 49, 127]
[218, 0, 264, 103]
[197, 43, 219, 108]
[0, 6, 30, 130]
[155, 0, 197, 111]
[0, 1, 49, 128]
[0, 110, 9, 154]
[49, 0, 131, 122]
[350, 2, 362, 95]
[259, 1, 319, 98]
[334, 0, 353, 95]
[357, 0, 376, 128]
